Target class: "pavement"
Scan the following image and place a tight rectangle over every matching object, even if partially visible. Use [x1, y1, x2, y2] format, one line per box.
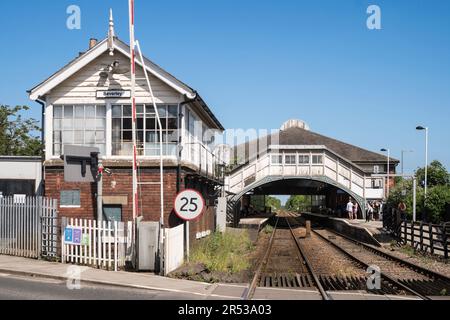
[0, 273, 201, 300]
[0, 255, 243, 300]
[0, 254, 422, 300]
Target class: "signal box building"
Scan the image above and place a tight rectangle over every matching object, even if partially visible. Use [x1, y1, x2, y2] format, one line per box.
[28, 24, 225, 253]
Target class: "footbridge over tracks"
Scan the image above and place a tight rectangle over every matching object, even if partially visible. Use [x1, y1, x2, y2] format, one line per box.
[224, 120, 398, 227]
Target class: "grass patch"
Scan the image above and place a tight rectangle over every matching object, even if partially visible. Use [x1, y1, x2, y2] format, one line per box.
[399, 244, 416, 257]
[262, 224, 274, 234]
[190, 230, 254, 273]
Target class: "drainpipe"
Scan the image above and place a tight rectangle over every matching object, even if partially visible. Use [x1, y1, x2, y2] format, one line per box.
[178, 92, 198, 263]
[36, 97, 46, 196]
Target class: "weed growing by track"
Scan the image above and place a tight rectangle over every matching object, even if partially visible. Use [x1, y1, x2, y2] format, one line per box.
[263, 224, 274, 234]
[190, 230, 254, 273]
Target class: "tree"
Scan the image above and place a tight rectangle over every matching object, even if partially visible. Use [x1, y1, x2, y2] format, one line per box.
[388, 161, 450, 223]
[387, 179, 424, 220]
[0, 105, 42, 156]
[415, 160, 450, 188]
[265, 196, 281, 211]
[424, 185, 450, 223]
[285, 195, 310, 212]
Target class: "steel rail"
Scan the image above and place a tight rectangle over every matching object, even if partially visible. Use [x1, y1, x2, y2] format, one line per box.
[312, 228, 430, 300]
[285, 217, 331, 300]
[243, 217, 280, 300]
[325, 228, 450, 285]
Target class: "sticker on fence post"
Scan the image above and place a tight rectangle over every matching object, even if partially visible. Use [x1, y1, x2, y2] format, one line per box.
[64, 227, 83, 245]
[174, 189, 205, 221]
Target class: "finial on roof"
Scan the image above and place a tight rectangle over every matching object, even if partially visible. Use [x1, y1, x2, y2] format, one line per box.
[281, 119, 310, 131]
[108, 8, 115, 56]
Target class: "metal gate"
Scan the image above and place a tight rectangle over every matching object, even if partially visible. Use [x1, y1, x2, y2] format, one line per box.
[40, 198, 59, 258]
[0, 196, 58, 259]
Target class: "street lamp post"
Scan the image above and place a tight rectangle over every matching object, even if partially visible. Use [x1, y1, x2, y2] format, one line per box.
[416, 126, 429, 197]
[401, 150, 414, 175]
[380, 148, 390, 200]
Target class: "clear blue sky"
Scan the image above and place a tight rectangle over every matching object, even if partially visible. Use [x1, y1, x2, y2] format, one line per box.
[0, 0, 449, 174]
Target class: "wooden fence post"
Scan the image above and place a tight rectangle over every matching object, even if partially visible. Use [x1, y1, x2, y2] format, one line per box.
[429, 222, 434, 255]
[403, 220, 407, 244]
[419, 221, 424, 251]
[442, 223, 448, 260]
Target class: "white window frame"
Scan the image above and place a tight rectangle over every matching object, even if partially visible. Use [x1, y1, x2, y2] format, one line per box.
[52, 104, 107, 157]
[271, 154, 283, 165]
[284, 154, 297, 166]
[110, 103, 179, 157]
[298, 154, 310, 164]
[312, 154, 323, 165]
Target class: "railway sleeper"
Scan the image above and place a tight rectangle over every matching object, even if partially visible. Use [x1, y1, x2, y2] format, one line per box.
[400, 279, 450, 296]
[259, 273, 315, 289]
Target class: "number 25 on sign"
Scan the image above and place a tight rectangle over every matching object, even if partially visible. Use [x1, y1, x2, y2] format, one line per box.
[174, 189, 205, 221]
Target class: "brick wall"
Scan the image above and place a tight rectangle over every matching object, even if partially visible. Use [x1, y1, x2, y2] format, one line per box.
[44, 166, 218, 234]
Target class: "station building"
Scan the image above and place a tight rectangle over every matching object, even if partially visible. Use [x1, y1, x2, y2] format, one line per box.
[226, 120, 399, 225]
[0, 156, 43, 197]
[27, 22, 225, 255]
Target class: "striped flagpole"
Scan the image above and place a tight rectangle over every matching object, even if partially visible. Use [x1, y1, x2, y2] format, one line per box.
[129, 0, 138, 220]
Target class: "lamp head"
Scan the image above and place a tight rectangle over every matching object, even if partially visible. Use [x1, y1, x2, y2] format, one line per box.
[416, 126, 426, 131]
[380, 148, 388, 152]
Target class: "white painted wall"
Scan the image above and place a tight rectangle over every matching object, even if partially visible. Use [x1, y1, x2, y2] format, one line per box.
[47, 51, 182, 106]
[0, 157, 42, 195]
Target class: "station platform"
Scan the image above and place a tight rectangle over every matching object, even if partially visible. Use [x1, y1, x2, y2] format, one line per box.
[302, 212, 394, 247]
[238, 212, 275, 231]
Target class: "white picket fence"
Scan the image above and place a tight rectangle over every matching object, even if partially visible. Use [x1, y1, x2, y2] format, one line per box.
[61, 218, 133, 271]
[0, 197, 58, 258]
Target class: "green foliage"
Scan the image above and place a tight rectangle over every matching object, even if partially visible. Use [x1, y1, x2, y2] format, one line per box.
[388, 179, 424, 220]
[388, 160, 450, 223]
[285, 195, 310, 212]
[250, 195, 266, 212]
[415, 160, 450, 188]
[424, 185, 450, 223]
[0, 105, 42, 156]
[265, 196, 281, 211]
[189, 231, 253, 273]
[262, 224, 274, 234]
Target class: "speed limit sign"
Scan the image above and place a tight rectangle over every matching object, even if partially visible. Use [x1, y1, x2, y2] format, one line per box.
[174, 189, 205, 221]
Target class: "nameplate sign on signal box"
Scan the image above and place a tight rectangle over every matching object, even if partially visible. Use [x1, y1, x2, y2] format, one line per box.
[96, 90, 131, 99]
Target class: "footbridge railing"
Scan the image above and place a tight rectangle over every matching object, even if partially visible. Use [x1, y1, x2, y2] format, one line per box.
[226, 146, 375, 203]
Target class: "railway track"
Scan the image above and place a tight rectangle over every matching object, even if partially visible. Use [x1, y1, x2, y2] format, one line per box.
[312, 227, 450, 299]
[245, 211, 450, 300]
[286, 212, 406, 296]
[244, 215, 330, 300]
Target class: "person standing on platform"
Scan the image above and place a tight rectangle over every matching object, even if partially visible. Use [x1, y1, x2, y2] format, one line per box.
[366, 202, 374, 222]
[353, 201, 359, 220]
[398, 201, 407, 220]
[346, 198, 354, 220]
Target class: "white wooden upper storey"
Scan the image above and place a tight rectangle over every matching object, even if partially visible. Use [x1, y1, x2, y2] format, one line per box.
[28, 37, 224, 162]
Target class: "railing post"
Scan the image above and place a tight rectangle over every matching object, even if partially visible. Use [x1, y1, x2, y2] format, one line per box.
[61, 217, 67, 264]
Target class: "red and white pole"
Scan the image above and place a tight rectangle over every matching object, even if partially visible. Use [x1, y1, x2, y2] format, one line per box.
[129, 0, 138, 221]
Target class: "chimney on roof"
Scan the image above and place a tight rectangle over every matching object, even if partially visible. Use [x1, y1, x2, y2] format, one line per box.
[89, 38, 98, 49]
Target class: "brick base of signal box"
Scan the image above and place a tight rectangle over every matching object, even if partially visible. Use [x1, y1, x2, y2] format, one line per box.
[44, 164, 218, 247]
